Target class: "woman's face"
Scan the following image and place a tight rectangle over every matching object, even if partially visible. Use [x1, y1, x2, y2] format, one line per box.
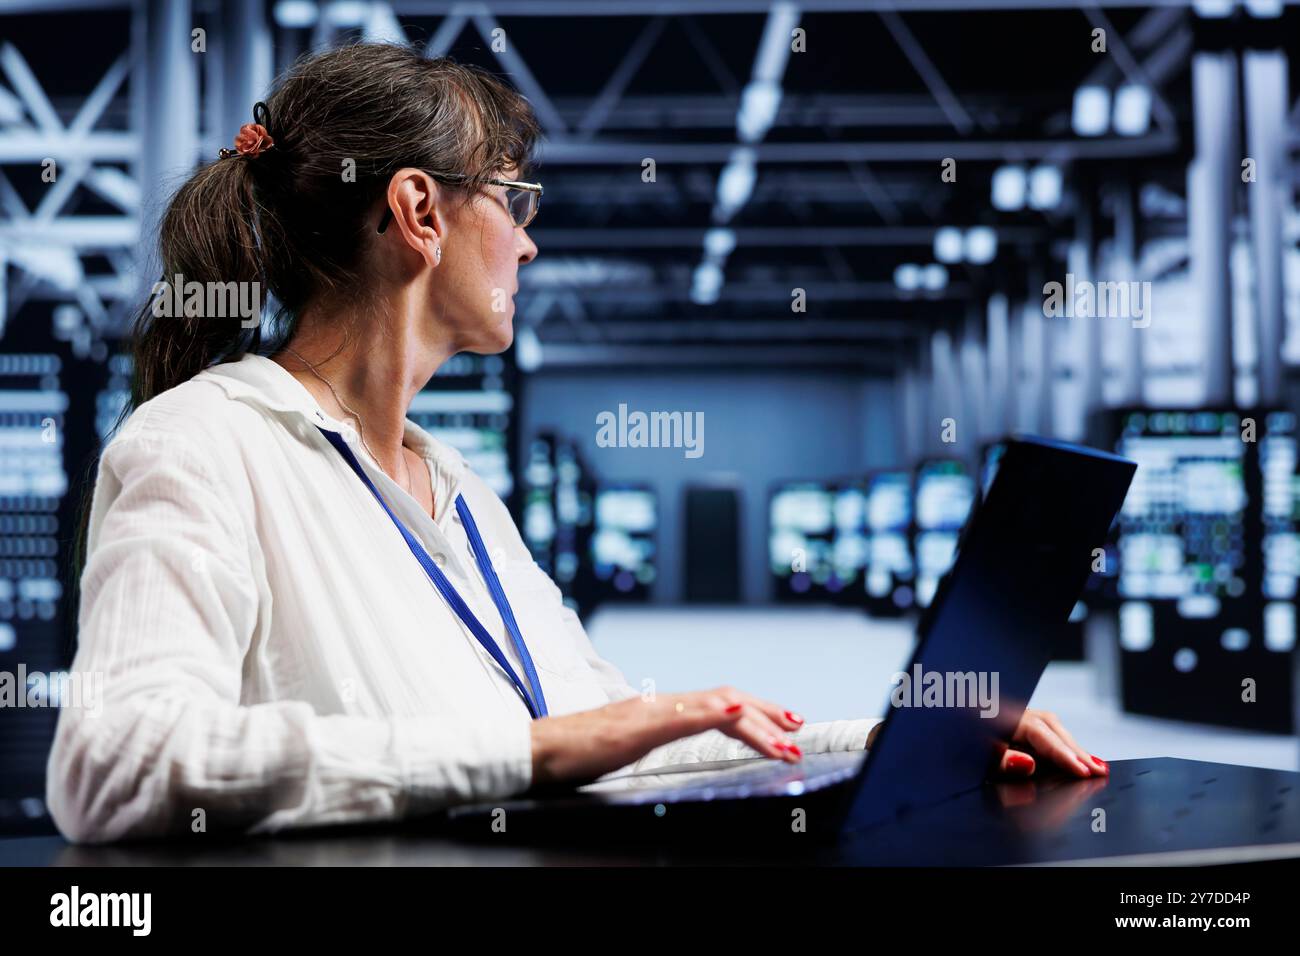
[435, 166, 538, 354]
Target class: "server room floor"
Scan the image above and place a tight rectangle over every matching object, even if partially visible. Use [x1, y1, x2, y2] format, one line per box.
[586, 606, 1298, 773]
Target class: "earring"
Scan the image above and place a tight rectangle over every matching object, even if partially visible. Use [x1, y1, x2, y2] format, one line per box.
[435, 245, 442, 262]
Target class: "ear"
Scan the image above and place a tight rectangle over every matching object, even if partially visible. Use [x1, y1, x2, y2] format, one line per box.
[382, 168, 446, 269]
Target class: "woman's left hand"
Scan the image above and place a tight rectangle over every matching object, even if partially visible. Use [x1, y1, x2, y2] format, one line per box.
[996, 709, 1108, 779]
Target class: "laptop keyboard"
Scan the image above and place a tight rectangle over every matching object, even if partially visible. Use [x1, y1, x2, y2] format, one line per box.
[576, 750, 866, 804]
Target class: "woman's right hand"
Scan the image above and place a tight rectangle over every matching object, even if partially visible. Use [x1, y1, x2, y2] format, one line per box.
[529, 687, 806, 786]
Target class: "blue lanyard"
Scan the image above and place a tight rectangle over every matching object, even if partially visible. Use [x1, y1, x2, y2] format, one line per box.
[317, 426, 549, 719]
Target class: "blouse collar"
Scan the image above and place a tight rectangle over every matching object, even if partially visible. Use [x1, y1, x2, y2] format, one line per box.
[194, 351, 468, 492]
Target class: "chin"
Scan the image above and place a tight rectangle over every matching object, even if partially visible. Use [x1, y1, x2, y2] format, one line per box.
[470, 317, 514, 354]
[492, 308, 516, 349]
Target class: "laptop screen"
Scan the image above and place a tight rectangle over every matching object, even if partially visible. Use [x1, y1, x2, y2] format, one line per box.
[842, 437, 1135, 831]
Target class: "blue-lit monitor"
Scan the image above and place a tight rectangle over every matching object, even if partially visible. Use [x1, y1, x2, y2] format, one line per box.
[591, 484, 657, 599]
[769, 481, 835, 598]
[1261, 411, 1300, 606]
[913, 460, 975, 608]
[520, 432, 595, 613]
[522, 436, 558, 567]
[1109, 408, 1294, 732]
[863, 470, 914, 613]
[0, 352, 72, 831]
[1116, 411, 1247, 604]
[829, 481, 869, 599]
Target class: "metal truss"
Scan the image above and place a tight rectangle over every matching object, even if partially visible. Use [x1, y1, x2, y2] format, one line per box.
[0, 0, 274, 345]
[0, 40, 136, 336]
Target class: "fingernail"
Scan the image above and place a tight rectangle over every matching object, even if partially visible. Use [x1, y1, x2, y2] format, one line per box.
[1091, 754, 1109, 773]
[724, 703, 743, 714]
[770, 738, 786, 751]
[785, 710, 803, 724]
[787, 743, 802, 758]
[1006, 752, 1034, 773]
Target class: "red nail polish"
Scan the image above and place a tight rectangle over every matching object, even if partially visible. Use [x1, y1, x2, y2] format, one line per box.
[1006, 752, 1034, 773]
[785, 710, 803, 724]
[724, 703, 743, 714]
[787, 743, 802, 758]
[1091, 754, 1109, 772]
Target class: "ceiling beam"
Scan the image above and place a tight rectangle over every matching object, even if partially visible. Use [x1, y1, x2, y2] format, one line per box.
[537, 131, 1179, 163]
[527, 225, 1044, 247]
[878, 9, 975, 135]
[390, 1, 1296, 14]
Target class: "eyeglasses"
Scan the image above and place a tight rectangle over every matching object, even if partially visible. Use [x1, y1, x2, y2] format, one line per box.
[376, 174, 542, 234]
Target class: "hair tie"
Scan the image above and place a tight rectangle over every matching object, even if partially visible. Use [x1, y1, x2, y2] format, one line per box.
[219, 101, 275, 160]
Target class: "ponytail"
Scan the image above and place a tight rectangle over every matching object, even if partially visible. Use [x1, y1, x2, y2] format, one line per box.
[65, 155, 268, 657]
[131, 155, 267, 408]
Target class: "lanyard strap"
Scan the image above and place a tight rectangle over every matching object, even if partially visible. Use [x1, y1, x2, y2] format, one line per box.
[317, 426, 548, 719]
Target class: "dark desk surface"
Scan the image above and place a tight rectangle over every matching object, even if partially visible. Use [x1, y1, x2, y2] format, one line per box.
[3, 758, 1298, 866]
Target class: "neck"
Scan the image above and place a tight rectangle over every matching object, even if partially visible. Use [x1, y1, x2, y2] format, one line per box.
[271, 293, 457, 481]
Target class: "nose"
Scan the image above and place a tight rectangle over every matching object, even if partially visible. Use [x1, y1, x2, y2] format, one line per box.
[516, 226, 538, 265]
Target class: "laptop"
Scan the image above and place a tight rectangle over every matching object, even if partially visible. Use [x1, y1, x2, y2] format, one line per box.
[437, 435, 1136, 844]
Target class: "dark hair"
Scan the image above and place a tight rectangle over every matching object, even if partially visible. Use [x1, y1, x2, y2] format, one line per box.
[65, 43, 541, 652]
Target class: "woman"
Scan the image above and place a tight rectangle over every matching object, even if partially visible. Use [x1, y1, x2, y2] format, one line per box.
[49, 43, 1106, 845]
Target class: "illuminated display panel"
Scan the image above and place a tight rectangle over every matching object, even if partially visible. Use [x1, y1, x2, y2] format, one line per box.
[1110, 409, 1293, 733]
[1117, 413, 1247, 607]
[863, 470, 914, 613]
[520, 432, 594, 612]
[0, 353, 71, 832]
[913, 460, 974, 609]
[591, 484, 657, 599]
[1260, 412, 1300, 611]
[769, 482, 835, 598]
[830, 481, 869, 600]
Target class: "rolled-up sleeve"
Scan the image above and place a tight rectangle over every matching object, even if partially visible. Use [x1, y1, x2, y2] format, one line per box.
[47, 428, 532, 844]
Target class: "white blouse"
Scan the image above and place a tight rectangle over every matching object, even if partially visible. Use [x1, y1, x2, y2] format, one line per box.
[47, 352, 880, 843]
